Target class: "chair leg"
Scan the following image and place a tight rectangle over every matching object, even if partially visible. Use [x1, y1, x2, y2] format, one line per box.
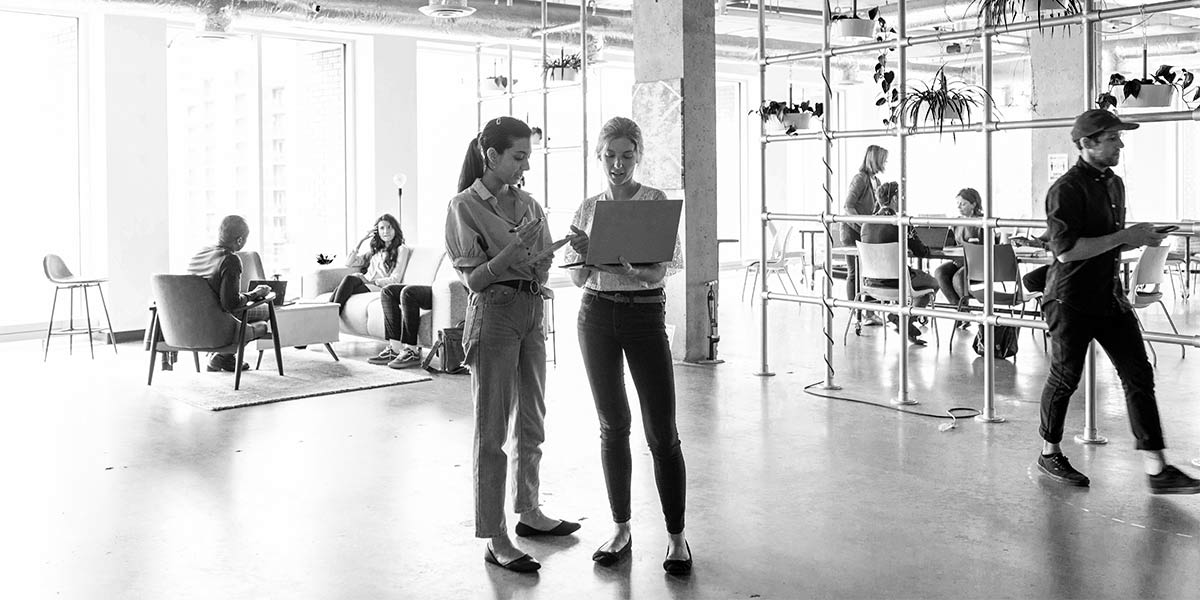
[1158, 300, 1185, 359]
[268, 304, 284, 376]
[740, 265, 753, 301]
[96, 284, 117, 354]
[44, 287, 60, 362]
[234, 321, 248, 391]
[324, 343, 339, 361]
[68, 286, 75, 356]
[82, 285, 95, 359]
[256, 350, 264, 370]
[146, 320, 160, 386]
[842, 293, 860, 345]
[193, 352, 201, 372]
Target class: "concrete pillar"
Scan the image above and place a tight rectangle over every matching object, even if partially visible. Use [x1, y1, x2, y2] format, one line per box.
[90, 15, 170, 334]
[632, 0, 718, 361]
[1029, 26, 1086, 217]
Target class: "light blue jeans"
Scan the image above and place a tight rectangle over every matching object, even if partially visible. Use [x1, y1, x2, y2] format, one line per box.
[463, 285, 547, 538]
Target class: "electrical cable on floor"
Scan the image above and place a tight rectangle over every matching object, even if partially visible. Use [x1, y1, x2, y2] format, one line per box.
[803, 381, 982, 432]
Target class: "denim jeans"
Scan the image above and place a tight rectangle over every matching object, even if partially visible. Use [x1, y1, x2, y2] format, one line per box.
[1039, 300, 1164, 450]
[577, 291, 686, 534]
[463, 285, 547, 538]
[380, 284, 432, 345]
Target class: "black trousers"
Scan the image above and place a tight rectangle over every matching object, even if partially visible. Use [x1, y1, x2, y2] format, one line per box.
[1039, 300, 1164, 450]
[380, 284, 432, 345]
[577, 291, 686, 534]
[331, 275, 371, 311]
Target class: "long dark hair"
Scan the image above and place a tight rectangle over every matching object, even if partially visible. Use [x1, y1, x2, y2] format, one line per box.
[370, 213, 404, 273]
[874, 181, 899, 215]
[957, 187, 983, 216]
[456, 116, 533, 193]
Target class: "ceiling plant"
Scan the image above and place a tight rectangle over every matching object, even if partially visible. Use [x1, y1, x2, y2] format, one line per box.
[750, 100, 825, 135]
[829, 1, 894, 42]
[543, 50, 582, 83]
[968, 0, 1084, 30]
[889, 66, 996, 136]
[1096, 65, 1198, 110]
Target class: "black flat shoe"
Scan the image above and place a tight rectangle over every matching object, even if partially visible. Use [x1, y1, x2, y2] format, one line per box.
[514, 520, 581, 537]
[663, 541, 692, 575]
[592, 539, 632, 566]
[484, 546, 541, 573]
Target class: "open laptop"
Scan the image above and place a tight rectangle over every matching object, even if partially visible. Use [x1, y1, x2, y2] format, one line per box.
[912, 226, 956, 250]
[561, 199, 683, 267]
[248, 279, 289, 306]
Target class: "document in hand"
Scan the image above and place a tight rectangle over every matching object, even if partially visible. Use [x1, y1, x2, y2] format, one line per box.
[562, 199, 683, 267]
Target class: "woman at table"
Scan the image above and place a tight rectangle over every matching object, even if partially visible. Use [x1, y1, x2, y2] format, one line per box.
[842, 145, 889, 326]
[445, 116, 577, 574]
[564, 116, 691, 575]
[860, 181, 938, 346]
[330, 214, 406, 313]
[934, 187, 985, 323]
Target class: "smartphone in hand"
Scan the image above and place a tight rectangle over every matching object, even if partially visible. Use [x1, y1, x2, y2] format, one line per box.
[1155, 225, 1180, 234]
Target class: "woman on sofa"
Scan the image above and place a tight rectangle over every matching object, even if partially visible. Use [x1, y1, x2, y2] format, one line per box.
[330, 213, 405, 312]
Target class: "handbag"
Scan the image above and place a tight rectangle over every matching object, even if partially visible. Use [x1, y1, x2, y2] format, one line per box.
[422, 321, 469, 374]
[973, 324, 1019, 359]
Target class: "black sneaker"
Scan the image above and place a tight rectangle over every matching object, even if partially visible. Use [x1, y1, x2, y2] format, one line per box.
[1037, 452, 1090, 487]
[206, 354, 250, 372]
[367, 347, 398, 365]
[1148, 465, 1200, 495]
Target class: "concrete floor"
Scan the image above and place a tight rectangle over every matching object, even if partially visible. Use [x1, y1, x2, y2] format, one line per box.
[12, 270, 1200, 599]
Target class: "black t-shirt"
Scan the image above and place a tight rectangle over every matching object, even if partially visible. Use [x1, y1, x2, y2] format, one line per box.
[1042, 158, 1130, 315]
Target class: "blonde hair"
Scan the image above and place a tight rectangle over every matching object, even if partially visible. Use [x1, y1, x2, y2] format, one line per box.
[860, 145, 888, 175]
[595, 116, 644, 157]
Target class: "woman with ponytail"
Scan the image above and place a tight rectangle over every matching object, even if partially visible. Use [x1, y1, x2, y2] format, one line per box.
[445, 117, 577, 573]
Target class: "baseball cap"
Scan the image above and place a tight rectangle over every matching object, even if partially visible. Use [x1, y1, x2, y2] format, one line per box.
[1070, 109, 1139, 142]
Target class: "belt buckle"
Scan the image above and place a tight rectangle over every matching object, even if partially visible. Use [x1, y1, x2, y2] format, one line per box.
[530, 280, 541, 295]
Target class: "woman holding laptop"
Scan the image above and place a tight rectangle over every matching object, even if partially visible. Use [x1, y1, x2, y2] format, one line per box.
[565, 116, 692, 575]
[445, 117, 577, 574]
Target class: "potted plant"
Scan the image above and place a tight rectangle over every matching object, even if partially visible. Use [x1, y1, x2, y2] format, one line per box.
[970, 0, 1083, 30]
[830, 2, 879, 40]
[543, 51, 582, 83]
[483, 74, 516, 92]
[890, 66, 995, 135]
[1096, 65, 1198, 110]
[750, 100, 824, 134]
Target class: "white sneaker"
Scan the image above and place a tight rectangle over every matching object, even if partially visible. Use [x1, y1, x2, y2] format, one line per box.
[368, 347, 399, 365]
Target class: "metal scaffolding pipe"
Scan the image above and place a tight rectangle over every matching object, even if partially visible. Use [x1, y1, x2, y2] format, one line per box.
[755, 0, 773, 378]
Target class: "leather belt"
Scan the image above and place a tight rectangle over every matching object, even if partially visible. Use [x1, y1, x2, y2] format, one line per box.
[585, 289, 665, 304]
[495, 279, 542, 295]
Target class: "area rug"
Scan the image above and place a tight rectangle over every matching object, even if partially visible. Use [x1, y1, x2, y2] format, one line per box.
[145, 350, 432, 411]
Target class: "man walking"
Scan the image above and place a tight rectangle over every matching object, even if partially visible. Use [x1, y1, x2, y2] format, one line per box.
[1036, 109, 1200, 494]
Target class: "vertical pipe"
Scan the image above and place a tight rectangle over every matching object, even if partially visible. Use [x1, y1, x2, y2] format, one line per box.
[580, 0, 588, 204]
[1075, 0, 1106, 444]
[755, 0, 773, 376]
[893, 0, 915, 405]
[475, 45, 482, 128]
[821, 0, 836, 388]
[507, 44, 514, 116]
[541, 1, 549, 206]
[976, 4, 1004, 422]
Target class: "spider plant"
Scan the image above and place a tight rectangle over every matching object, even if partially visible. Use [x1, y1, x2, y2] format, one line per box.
[969, 0, 1084, 30]
[890, 66, 995, 136]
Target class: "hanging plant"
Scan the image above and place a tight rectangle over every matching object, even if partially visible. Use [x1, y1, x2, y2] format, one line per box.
[543, 51, 583, 82]
[1096, 66, 1198, 110]
[830, 1, 888, 41]
[968, 0, 1084, 31]
[483, 74, 516, 92]
[750, 100, 824, 134]
[890, 66, 996, 136]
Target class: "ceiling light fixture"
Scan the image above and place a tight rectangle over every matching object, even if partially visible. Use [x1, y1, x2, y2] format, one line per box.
[419, 0, 477, 19]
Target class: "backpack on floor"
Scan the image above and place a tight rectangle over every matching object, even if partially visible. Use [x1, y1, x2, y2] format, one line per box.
[973, 324, 1019, 360]
[422, 321, 469, 374]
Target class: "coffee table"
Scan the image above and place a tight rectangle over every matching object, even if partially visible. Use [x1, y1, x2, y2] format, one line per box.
[255, 301, 340, 368]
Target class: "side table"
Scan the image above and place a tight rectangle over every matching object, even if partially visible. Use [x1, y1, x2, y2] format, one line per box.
[255, 301, 340, 368]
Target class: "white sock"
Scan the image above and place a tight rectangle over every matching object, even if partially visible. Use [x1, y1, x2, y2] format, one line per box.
[403, 343, 419, 352]
[1143, 451, 1166, 476]
[388, 340, 404, 353]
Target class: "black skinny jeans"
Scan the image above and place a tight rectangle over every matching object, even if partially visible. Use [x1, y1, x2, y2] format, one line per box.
[380, 284, 432, 345]
[577, 290, 686, 534]
[331, 275, 371, 311]
[1039, 300, 1164, 450]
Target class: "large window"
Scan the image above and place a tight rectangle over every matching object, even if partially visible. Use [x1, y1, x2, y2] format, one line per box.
[0, 11, 79, 331]
[168, 33, 348, 279]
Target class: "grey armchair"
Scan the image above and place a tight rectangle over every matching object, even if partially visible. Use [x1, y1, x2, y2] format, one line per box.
[147, 274, 283, 390]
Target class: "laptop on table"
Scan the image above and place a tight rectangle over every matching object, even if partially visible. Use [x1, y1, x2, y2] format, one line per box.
[561, 199, 683, 267]
[248, 279, 289, 306]
[912, 226, 955, 250]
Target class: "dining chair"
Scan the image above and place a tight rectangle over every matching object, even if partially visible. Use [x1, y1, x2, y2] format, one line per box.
[1126, 244, 1184, 365]
[843, 241, 940, 346]
[741, 224, 803, 301]
[953, 243, 1044, 350]
[42, 254, 117, 361]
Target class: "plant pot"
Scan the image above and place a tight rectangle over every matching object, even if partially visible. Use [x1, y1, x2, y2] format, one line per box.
[1021, 0, 1075, 18]
[1120, 84, 1175, 108]
[782, 112, 815, 131]
[831, 18, 875, 40]
[484, 76, 514, 92]
[762, 115, 787, 134]
[547, 67, 578, 82]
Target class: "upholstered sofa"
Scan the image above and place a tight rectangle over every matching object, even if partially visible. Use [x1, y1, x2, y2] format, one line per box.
[301, 246, 467, 348]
